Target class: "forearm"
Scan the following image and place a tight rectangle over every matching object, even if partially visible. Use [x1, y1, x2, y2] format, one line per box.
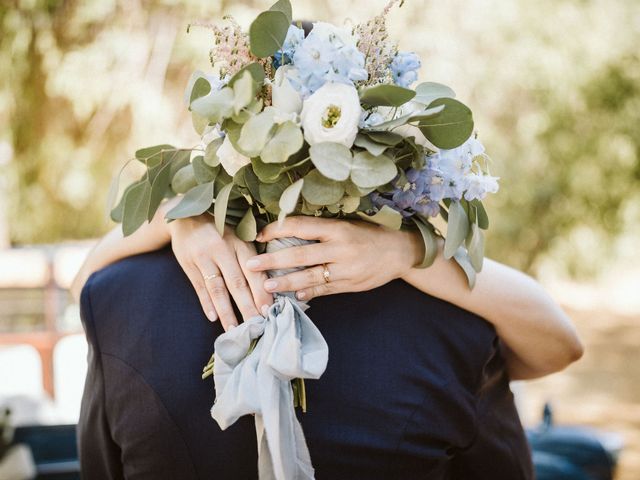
[401, 238, 583, 380]
[70, 198, 176, 302]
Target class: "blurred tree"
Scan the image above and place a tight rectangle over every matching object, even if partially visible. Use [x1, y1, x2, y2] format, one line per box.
[485, 52, 640, 276]
[1, 0, 639, 281]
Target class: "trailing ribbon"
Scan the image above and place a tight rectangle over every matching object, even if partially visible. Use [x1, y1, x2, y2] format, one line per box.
[210, 237, 329, 480]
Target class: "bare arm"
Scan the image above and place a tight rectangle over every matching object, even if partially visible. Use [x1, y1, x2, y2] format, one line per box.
[401, 238, 584, 380]
[70, 198, 273, 331]
[250, 216, 584, 381]
[69, 199, 175, 302]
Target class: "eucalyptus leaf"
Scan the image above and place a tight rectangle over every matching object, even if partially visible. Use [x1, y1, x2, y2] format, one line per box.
[413, 82, 456, 106]
[470, 199, 489, 229]
[359, 84, 415, 107]
[166, 181, 214, 220]
[214, 182, 234, 236]
[204, 137, 223, 167]
[261, 121, 304, 164]
[191, 87, 234, 124]
[350, 151, 398, 188]
[364, 104, 444, 131]
[191, 111, 208, 135]
[232, 70, 256, 115]
[193, 155, 219, 184]
[453, 247, 476, 289]
[252, 157, 282, 183]
[236, 208, 257, 241]
[122, 180, 151, 236]
[344, 180, 375, 197]
[171, 164, 198, 194]
[353, 134, 388, 156]
[301, 169, 345, 205]
[443, 200, 469, 259]
[278, 178, 304, 223]
[419, 98, 474, 149]
[365, 130, 404, 146]
[249, 10, 290, 58]
[238, 108, 276, 157]
[110, 180, 139, 223]
[466, 222, 484, 271]
[190, 77, 211, 104]
[135, 144, 175, 168]
[269, 0, 292, 23]
[259, 178, 289, 213]
[147, 160, 173, 221]
[309, 142, 352, 181]
[412, 216, 439, 268]
[356, 205, 402, 230]
[228, 62, 266, 88]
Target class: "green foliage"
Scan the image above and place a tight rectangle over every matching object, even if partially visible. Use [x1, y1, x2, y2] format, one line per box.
[418, 98, 474, 149]
[359, 84, 416, 107]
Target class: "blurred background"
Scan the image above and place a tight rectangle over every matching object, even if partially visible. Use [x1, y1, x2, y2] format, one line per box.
[0, 0, 638, 478]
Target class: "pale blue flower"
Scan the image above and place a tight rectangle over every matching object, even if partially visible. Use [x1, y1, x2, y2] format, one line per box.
[291, 22, 367, 97]
[390, 51, 421, 88]
[273, 25, 305, 68]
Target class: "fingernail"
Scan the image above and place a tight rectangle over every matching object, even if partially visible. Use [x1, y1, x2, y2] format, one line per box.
[261, 304, 269, 316]
[296, 291, 306, 300]
[208, 311, 217, 322]
[246, 258, 260, 269]
[256, 233, 263, 241]
[228, 324, 236, 330]
[264, 279, 277, 291]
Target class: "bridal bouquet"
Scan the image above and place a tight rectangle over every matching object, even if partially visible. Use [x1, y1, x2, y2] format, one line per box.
[109, 0, 499, 478]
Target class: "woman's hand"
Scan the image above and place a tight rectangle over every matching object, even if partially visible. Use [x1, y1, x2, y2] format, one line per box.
[245, 216, 424, 301]
[169, 214, 273, 331]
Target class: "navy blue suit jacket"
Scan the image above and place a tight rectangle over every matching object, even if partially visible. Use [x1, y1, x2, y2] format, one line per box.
[78, 247, 533, 479]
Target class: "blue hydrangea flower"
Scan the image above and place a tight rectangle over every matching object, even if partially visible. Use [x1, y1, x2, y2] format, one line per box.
[390, 51, 421, 88]
[368, 136, 498, 218]
[290, 22, 368, 97]
[273, 25, 305, 69]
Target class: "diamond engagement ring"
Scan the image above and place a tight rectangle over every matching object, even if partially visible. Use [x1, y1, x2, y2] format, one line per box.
[203, 272, 220, 281]
[322, 264, 331, 283]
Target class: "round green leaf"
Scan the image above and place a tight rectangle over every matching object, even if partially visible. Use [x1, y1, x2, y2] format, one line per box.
[350, 151, 398, 188]
[261, 121, 304, 164]
[249, 10, 290, 58]
[238, 108, 276, 157]
[171, 164, 198, 194]
[301, 169, 345, 205]
[278, 178, 304, 223]
[236, 208, 257, 241]
[356, 205, 403, 230]
[359, 84, 416, 107]
[419, 98, 474, 149]
[309, 142, 352, 181]
[413, 82, 456, 106]
[122, 180, 151, 236]
[214, 182, 234, 236]
[166, 181, 214, 220]
[443, 200, 469, 259]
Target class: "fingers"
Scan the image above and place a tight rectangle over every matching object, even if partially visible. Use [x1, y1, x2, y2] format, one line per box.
[257, 216, 338, 243]
[214, 252, 261, 322]
[197, 258, 239, 331]
[295, 280, 350, 302]
[246, 242, 334, 272]
[264, 264, 337, 294]
[235, 241, 274, 315]
[180, 261, 218, 323]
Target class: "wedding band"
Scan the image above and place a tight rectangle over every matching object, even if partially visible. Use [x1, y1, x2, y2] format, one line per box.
[203, 272, 220, 281]
[322, 264, 331, 283]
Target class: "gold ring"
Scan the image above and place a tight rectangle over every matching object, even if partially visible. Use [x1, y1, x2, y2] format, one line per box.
[203, 272, 220, 281]
[322, 263, 330, 283]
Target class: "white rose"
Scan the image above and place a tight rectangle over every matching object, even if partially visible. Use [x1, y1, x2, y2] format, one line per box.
[217, 135, 251, 176]
[300, 83, 361, 147]
[272, 66, 303, 114]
